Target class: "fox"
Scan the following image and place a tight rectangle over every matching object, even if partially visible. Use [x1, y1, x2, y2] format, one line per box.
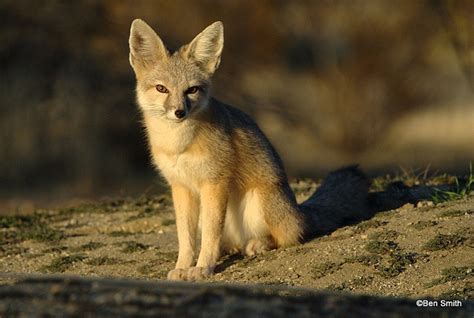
[128, 19, 370, 281]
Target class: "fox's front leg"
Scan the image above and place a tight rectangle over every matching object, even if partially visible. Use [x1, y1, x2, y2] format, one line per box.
[167, 183, 200, 280]
[185, 182, 227, 281]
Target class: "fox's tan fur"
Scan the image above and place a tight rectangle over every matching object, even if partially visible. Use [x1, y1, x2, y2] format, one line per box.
[129, 19, 369, 281]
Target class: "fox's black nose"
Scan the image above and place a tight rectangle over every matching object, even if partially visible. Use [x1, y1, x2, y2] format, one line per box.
[174, 109, 186, 119]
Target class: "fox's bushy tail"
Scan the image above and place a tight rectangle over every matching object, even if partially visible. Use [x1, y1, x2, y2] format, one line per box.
[299, 166, 371, 240]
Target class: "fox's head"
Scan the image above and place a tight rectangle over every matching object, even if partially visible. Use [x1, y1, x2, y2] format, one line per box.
[129, 19, 223, 122]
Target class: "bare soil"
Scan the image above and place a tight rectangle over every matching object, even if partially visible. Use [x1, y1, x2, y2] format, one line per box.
[1, 180, 473, 300]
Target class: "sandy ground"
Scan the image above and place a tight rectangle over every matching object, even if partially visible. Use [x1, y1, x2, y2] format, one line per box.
[0, 180, 472, 300]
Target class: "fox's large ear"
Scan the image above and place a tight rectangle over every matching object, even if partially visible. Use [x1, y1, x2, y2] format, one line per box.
[186, 21, 224, 74]
[129, 19, 168, 73]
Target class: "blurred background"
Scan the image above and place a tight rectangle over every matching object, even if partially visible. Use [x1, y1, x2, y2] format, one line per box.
[1, 0, 473, 211]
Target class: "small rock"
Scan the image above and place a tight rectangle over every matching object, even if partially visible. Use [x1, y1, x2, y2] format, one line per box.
[416, 201, 434, 208]
[400, 203, 414, 210]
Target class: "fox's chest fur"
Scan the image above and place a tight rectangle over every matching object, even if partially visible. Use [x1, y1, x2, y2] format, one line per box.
[144, 115, 212, 190]
[155, 151, 210, 191]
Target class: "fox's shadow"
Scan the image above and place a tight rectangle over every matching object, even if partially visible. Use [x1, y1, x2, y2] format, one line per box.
[214, 180, 471, 274]
[367, 180, 470, 214]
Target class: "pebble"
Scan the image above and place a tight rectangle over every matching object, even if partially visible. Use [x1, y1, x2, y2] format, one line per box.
[416, 201, 434, 208]
[399, 203, 415, 210]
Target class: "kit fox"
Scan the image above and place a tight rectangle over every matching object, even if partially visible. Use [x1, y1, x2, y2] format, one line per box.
[129, 19, 370, 281]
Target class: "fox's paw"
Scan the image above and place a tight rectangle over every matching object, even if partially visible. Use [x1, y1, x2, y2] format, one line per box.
[244, 238, 274, 256]
[185, 266, 214, 281]
[167, 266, 214, 281]
[167, 268, 189, 280]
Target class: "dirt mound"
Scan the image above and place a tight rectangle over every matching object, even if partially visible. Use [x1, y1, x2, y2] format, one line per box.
[1, 181, 472, 301]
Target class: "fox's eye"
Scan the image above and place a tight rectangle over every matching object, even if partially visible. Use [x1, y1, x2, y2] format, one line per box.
[156, 84, 169, 93]
[186, 86, 200, 95]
